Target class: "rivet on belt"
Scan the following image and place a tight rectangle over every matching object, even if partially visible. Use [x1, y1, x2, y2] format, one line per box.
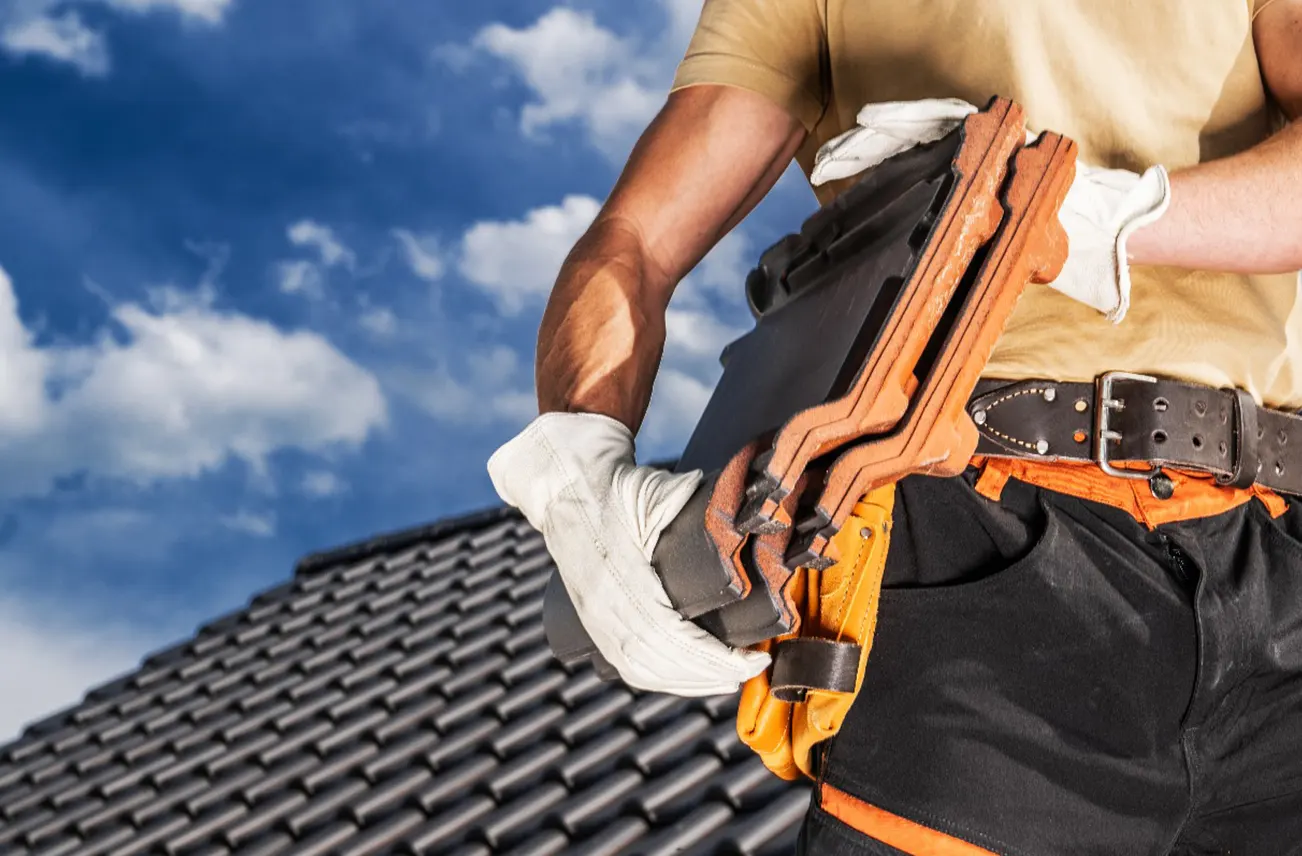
[1149, 472, 1175, 500]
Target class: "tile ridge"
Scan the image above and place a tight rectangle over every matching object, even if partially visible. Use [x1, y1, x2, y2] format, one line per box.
[294, 505, 520, 577]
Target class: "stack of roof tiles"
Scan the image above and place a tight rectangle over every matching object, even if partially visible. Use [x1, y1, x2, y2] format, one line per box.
[0, 507, 809, 855]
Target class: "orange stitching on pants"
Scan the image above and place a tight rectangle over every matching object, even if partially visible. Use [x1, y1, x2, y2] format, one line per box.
[969, 457, 1286, 528]
[820, 783, 1000, 855]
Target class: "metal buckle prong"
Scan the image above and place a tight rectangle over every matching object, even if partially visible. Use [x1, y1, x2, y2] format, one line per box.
[1094, 371, 1160, 480]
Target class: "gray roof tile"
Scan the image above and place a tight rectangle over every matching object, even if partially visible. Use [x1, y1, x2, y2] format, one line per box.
[0, 506, 809, 853]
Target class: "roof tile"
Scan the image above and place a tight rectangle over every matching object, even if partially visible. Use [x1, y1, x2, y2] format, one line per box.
[405, 794, 496, 851]
[487, 703, 567, 758]
[346, 765, 432, 825]
[160, 801, 249, 854]
[336, 806, 427, 856]
[546, 767, 643, 835]
[474, 782, 569, 849]
[221, 790, 309, 848]
[411, 754, 497, 811]
[482, 740, 567, 800]
[283, 776, 370, 837]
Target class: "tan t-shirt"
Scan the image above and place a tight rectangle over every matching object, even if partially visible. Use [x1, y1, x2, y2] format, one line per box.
[671, 0, 1302, 408]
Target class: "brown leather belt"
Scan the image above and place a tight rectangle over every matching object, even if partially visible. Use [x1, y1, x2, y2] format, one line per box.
[969, 373, 1302, 495]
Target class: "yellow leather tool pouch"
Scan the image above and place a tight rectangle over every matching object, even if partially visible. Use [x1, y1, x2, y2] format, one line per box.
[735, 484, 896, 781]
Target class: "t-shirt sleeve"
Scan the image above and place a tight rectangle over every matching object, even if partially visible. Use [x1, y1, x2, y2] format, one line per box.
[670, 0, 828, 131]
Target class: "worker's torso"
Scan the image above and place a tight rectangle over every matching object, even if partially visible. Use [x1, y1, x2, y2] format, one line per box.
[799, 0, 1300, 408]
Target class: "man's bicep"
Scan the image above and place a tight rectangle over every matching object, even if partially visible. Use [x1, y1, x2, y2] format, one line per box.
[1255, 0, 1302, 119]
[599, 85, 806, 297]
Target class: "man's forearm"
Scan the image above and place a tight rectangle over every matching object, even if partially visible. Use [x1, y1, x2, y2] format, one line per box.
[535, 216, 672, 433]
[1128, 118, 1302, 273]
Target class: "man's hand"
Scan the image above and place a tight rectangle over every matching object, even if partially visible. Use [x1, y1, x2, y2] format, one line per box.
[488, 412, 770, 696]
[809, 98, 1171, 323]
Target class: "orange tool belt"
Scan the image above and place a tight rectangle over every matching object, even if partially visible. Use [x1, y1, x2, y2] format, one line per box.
[735, 455, 1288, 782]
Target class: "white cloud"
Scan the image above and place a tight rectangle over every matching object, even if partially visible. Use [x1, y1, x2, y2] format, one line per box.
[301, 470, 346, 498]
[431, 42, 477, 74]
[458, 195, 599, 314]
[659, 0, 706, 45]
[396, 344, 535, 427]
[0, 265, 387, 498]
[632, 225, 754, 451]
[641, 296, 745, 451]
[359, 306, 397, 337]
[0, 0, 231, 75]
[695, 229, 752, 296]
[470, 7, 666, 157]
[0, 267, 52, 436]
[0, 10, 107, 76]
[0, 593, 165, 742]
[392, 229, 445, 282]
[219, 510, 275, 537]
[276, 259, 324, 299]
[106, 0, 232, 25]
[276, 220, 355, 301]
[287, 220, 355, 270]
[641, 367, 714, 448]
[664, 306, 745, 363]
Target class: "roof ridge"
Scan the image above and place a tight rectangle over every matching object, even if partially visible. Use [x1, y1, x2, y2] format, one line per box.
[293, 504, 519, 577]
[292, 455, 676, 577]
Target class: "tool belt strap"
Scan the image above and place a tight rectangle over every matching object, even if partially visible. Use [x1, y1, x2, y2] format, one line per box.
[970, 373, 1302, 494]
[769, 638, 860, 702]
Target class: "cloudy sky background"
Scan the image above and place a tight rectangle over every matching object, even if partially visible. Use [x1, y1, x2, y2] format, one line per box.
[0, 0, 817, 739]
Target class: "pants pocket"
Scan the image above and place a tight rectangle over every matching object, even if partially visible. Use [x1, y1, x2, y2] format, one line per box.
[880, 469, 1053, 596]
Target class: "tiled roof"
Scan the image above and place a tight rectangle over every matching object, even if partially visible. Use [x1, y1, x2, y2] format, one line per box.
[0, 507, 809, 855]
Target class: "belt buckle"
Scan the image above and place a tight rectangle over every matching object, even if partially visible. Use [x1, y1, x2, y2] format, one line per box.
[1094, 371, 1159, 480]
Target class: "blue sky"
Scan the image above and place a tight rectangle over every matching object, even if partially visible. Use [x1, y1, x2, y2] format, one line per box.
[0, 0, 817, 738]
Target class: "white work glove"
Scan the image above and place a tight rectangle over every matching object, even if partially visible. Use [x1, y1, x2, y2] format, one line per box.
[809, 98, 983, 186]
[1054, 164, 1169, 323]
[809, 98, 1171, 323]
[487, 412, 770, 696]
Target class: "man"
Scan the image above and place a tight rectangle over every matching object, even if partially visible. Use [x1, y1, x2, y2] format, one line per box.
[489, 0, 1302, 852]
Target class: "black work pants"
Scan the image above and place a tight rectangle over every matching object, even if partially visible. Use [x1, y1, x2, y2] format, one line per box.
[797, 468, 1302, 855]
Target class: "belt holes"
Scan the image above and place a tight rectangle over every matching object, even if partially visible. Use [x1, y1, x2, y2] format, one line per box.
[1192, 435, 1204, 450]
[1279, 430, 1289, 446]
[1218, 440, 1228, 457]
[1153, 397, 1169, 412]
[1259, 426, 1266, 440]
[1073, 398, 1088, 413]
[1073, 429, 1087, 444]
[1194, 400, 1207, 417]
[1153, 430, 1168, 444]
[1277, 461, 1286, 476]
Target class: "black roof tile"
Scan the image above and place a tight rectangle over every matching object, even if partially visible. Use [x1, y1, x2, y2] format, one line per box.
[0, 505, 808, 854]
[223, 789, 309, 847]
